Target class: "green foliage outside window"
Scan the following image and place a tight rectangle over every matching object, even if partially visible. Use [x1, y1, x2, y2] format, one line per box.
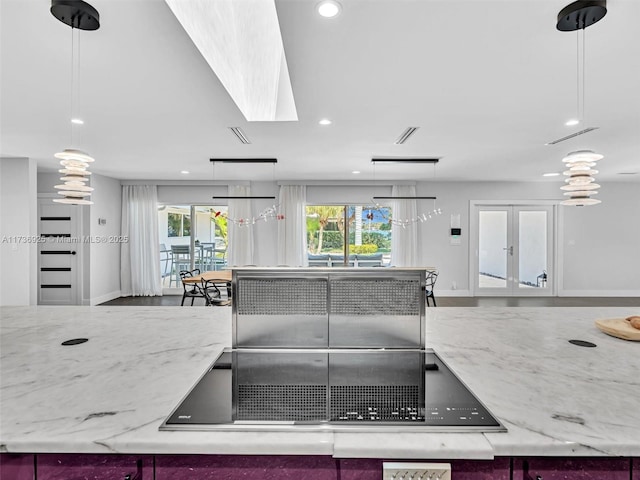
[168, 213, 180, 237]
[167, 213, 191, 237]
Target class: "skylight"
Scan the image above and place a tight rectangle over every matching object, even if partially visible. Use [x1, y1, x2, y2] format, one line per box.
[165, 0, 298, 122]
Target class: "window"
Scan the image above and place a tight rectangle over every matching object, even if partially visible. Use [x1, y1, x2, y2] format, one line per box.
[306, 204, 392, 266]
[167, 211, 190, 237]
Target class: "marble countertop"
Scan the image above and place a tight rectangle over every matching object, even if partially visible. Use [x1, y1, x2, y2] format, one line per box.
[1, 305, 639, 458]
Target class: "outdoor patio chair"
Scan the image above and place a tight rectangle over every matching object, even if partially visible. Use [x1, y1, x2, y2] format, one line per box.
[171, 245, 192, 286]
[160, 243, 172, 281]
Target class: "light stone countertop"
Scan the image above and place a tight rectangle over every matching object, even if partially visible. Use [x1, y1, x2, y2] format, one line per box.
[1, 305, 639, 458]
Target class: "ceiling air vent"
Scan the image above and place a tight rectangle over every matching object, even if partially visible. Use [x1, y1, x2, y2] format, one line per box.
[545, 127, 599, 145]
[228, 127, 251, 144]
[394, 127, 420, 145]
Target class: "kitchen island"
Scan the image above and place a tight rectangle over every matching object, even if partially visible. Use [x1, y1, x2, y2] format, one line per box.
[1, 305, 639, 478]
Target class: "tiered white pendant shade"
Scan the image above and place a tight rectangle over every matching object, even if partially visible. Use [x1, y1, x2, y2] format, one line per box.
[560, 150, 603, 206]
[54, 148, 95, 163]
[53, 148, 94, 205]
[561, 150, 603, 163]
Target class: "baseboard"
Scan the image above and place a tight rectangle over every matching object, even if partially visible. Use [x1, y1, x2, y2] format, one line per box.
[90, 290, 122, 306]
[437, 289, 472, 297]
[558, 289, 640, 297]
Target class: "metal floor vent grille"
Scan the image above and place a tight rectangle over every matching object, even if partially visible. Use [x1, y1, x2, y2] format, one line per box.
[331, 385, 423, 422]
[237, 385, 327, 421]
[237, 279, 327, 315]
[330, 280, 420, 316]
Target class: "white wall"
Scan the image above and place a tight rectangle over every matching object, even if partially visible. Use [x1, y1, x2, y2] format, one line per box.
[146, 179, 639, 297]
[0, 157, 38, 305]
[88, 174, 122, 305]
[560, 184, 640, 295]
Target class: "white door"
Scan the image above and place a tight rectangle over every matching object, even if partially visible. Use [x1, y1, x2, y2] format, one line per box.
[38, 200, 81, 305]
[473, 204, 554, 296]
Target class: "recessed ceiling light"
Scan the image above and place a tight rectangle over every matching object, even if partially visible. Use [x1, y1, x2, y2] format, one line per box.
[180, 170, 190, 175]
[565, 119, 580, 126]
[317, 0, 341, 18]
[71, 118, 84, 125]
[543, 172, 560, 177]
[352, 170, 360, 174]
[319, 118, 332, 125]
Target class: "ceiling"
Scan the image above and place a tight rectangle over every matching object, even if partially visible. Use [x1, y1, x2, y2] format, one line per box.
[1, 0, 639, 183]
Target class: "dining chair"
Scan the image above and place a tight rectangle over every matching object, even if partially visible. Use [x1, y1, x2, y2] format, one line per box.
[425, 270, 439, 307]
[179, 269, 222, 306]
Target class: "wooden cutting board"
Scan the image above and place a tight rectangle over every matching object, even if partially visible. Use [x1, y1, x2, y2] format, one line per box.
[594, 318, 640, 341]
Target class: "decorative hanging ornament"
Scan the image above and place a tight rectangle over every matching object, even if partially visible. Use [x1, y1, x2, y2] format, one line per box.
[216, 205, 286, 228]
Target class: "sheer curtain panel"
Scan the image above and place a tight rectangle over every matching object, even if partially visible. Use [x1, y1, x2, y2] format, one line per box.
[227, 185, 254, 266]
[277, 185, 308, 266]
[120, 185, 162, 296]
[390, 185, 418, 267]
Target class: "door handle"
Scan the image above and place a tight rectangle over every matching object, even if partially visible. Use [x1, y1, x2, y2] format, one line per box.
[71, 251, 77, 255]
[502, 246, 513, 256]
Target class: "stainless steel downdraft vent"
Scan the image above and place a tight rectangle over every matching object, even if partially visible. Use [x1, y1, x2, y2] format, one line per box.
[228, 127, 251, 144]
[394, 127, 419, 144]
[545, 127, 599, 145]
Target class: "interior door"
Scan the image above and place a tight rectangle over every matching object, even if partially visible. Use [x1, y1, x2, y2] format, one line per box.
[38, 200, 80, 305]
[474, 205, 553, 296]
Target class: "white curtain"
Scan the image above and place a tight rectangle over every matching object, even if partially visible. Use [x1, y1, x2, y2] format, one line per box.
[227, 185, 254, 266]
[390, 185, 418, 267]
[277, 185, 308, 266]
[120, 185, 162, 296]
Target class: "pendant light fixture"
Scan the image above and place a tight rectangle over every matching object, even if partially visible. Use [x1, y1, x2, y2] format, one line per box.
[560, 149, 603, 206]
[556, 1, 606, 206]
[50, 0, 100, 205]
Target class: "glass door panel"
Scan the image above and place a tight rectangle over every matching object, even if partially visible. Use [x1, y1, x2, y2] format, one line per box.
[159, 205, 228, 291]
[192, 206, 228, 273]
[306, 205, 393, 268]
[478, 210, 509, 289]
[516, 210, 548, 291]
[306, 206, 346, 266]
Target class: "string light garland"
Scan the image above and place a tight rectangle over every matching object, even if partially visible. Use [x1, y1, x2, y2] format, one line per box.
[371, 200, 443, 228]
[212, 204, 285, 228]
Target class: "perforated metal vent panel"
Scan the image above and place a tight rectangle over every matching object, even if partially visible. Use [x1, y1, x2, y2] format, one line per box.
[330, 279, 420, 316]
[237, 278, 327, 315]
[237, 385, 327, 421]
[331, 385, 423, 422]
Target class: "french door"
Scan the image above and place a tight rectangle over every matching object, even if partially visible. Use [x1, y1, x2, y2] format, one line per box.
[472, 204, 554, 296]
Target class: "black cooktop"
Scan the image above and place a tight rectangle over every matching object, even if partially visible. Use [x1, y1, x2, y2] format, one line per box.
[160, 348, 504, 432]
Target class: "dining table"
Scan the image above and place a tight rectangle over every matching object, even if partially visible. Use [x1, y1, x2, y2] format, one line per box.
[180, 269, 232, 285]
[181, 270, 232, 305]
